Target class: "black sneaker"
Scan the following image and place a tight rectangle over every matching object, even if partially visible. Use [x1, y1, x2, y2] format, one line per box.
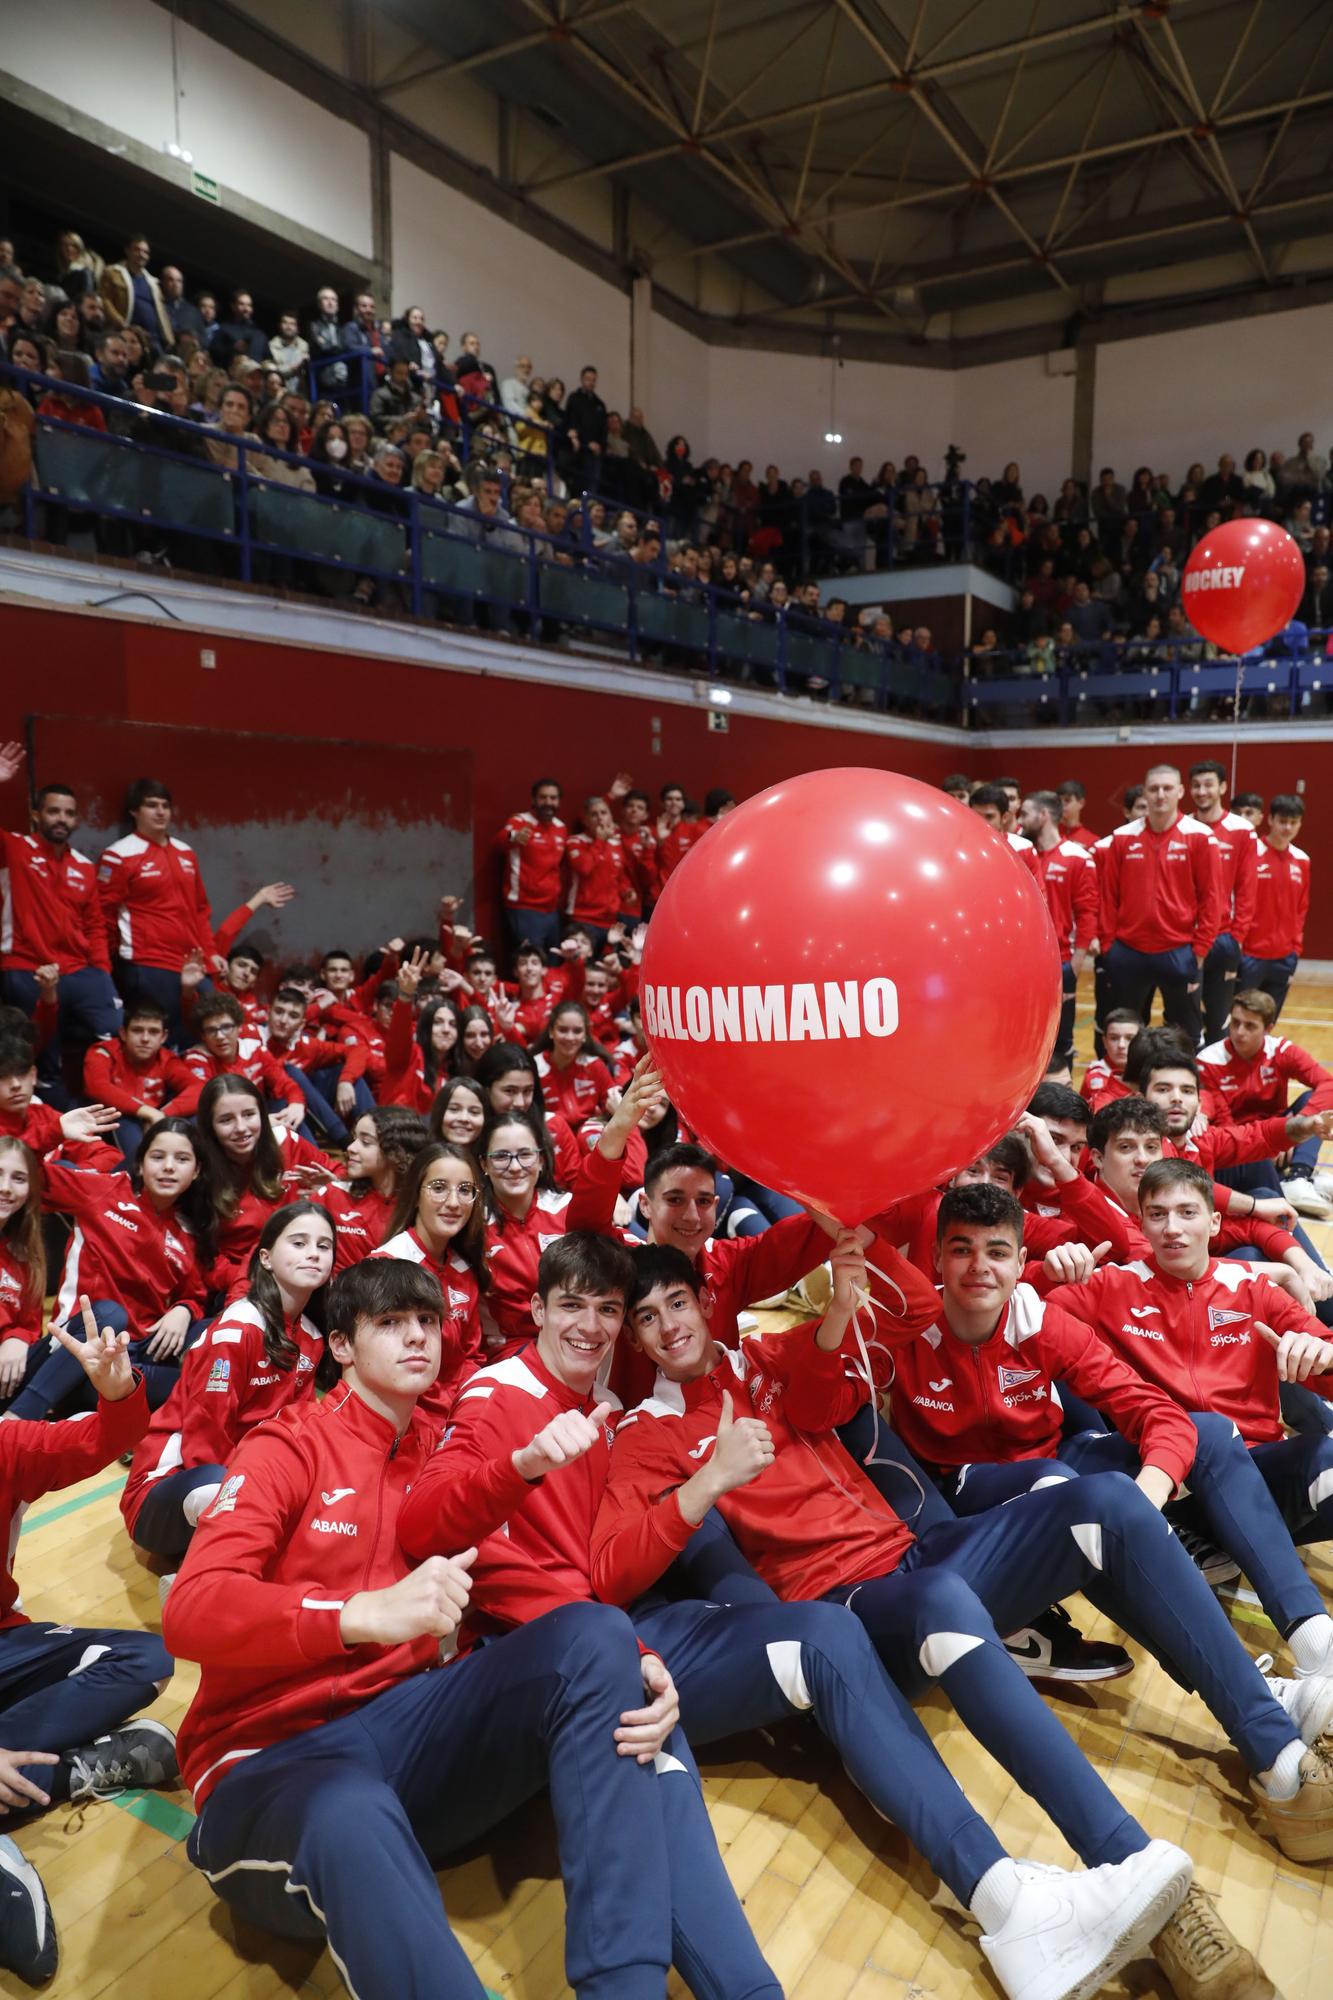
[0, 1838, 57, 1986]
[1173, 1524, 1241, 1588]
[60, 1721, 179, 1802]
[1003, 1604, 1133, 1683]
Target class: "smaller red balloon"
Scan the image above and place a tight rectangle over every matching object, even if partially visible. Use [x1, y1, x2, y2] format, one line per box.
[1181, 518, 1304, 655]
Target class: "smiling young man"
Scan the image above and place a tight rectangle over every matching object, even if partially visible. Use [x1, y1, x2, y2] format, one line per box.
[401, 1233, 1196, 2000]
[164, 994, 303, 1127]
[595, 1235, 1333, 1994]
[164, 1255, 708, 2000]
[1240, 794, 1310, 1018]
[1048, 1159, 1333, 1670]
[1100, 764, 1223, 1046]
[1080, 1008, 1141, 1113]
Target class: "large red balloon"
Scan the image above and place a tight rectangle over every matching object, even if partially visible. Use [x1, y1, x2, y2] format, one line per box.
[1181, 518, 1304, 654]
[640, 768, 1062, 1223]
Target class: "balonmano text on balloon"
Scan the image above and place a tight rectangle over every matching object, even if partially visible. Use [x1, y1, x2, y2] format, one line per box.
[643, 978, 899, 1043]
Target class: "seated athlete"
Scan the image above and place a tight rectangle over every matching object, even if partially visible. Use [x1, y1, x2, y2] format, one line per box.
[399, 1231, 1197, 2000]
[163, 1254, 779, 2000]
[1080, 1008, 1141, 1112]
[886, 1180, 1333, 1726]
[1199, 989, 1333, 1219]
[1049, 1159, 1333, 1659]
[0, 1300, 181, 1987]
[594, 1240, 1333, 1942]
[121, 1202, 333, 1574]
[81, 1000, 195, 1166]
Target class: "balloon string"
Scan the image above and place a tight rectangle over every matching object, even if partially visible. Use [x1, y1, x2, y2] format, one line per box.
[840, 1254, 928, 1524]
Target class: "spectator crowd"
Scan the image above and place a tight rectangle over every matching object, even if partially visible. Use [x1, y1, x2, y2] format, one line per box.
[0, 726, 1331, 2000]
[4, 227, 1332, 719]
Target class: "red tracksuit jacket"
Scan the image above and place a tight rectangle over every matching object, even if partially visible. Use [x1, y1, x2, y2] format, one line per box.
[1244, 843, 1311, 960]
[1034, 841, 1099, 961]
[0, 1100, 121, 1172]
[1099, 812, 1223, 958]
[0, 830, 110, 974]
[1, 1385, 151, 1626]
[399, 1343, 619, 1625]
[372, 1228, 484, 1409]
[97, 833, 217, 969]
[82, 1037, 195, 1116]
[167, 1039, 303, 1117]
[591, 1330, 916, 1605]
[1080, 1060, 1133, 1112]
[120, 1298, 323, 1535]
[0, 1239, 42, 1346]
[496, 813, 567, 912]
[42, 1159, 207, 1332]
[1049, 1256, 1326, 1445]
[877, 1280, 1197, 1487]
[564, 832, 628, 927]
[322, 1184, 394, 1271]
[534, 1050, 614, 1126]
[618, 825, 659, 916]
[1199, 812, 1259, 939]
[264, 1027, 368, 1083]
[162, 1385, 450, 1808]
[656, 820, 707, 885]
[1197, 1033, 1333, 1121]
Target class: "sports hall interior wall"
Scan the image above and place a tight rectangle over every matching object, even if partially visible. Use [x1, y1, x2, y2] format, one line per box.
[4, 599, 1330, 957]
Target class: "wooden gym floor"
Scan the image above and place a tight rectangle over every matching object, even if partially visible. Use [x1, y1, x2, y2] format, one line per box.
[10, 975, 1333, 2000]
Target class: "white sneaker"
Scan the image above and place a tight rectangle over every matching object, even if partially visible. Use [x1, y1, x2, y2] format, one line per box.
[980, 1839, 1192, 2000]
[1260, 1655, 1333, 1742]
[1281, 1178, 1332, 1219]
[1313, 1170, 1333, 1203]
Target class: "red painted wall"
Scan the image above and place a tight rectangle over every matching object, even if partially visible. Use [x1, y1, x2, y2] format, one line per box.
[0, 604, 960, 947]
[4, 602, 1331, 956]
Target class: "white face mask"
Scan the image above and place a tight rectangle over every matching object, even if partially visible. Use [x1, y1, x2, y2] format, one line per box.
[325, 436, 347, 461]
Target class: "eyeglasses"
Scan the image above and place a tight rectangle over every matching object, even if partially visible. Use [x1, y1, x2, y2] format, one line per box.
[424, 1179, 478, 1202]
[487, 1148, 539, 1170]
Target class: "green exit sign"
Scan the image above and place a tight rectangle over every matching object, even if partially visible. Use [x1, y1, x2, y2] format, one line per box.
[191, 169, 221, 206]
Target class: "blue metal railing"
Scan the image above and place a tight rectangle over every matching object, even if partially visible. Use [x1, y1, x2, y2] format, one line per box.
[3, 364, 956, 719]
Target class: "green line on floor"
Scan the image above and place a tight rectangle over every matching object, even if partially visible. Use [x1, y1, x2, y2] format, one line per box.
[23, 1472, 128, 1532]
[112, 1787, 196, 1841]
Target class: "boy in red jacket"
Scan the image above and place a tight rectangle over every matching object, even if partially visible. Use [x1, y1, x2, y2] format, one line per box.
[82, 999, 195, 1165]
[0, 1299, 179, 1986]
[164, 1255, 774, 2000]
[400, 1232, 1193, 2000]
[1050, 1158, 1333, 1652]
[1199, 988, 1333, 1218]
[1240, 793, 1310, 1018]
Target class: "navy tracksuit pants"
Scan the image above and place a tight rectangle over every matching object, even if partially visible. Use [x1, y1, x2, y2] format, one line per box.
[938, 1413, 1329, 1638]
[2, 1620, 171, 1803]
[190, 1602, 780, 2000]
[130, 1464, 227, 1561]
[6, 1300, 208, 1420]
[637, 1598, 1005, 1908]
[823, 1474, 1295, 1869]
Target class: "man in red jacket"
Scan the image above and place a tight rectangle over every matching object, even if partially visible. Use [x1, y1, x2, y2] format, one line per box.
[1240, 793, 1311, 1019]
[1188, 760, 1260, 1042]
[164, 1255, 772, 2000]
[1200, 989, 1333, 1219]
[82, 1000, 195, 1165]
[399, 1231, 1212, 2000]
[495, 777, 567, 963]
[1049, 1159, 1333, 1677]
[1020, 790, 1098, 1065]
[596, 1235, 1333, 1969]
[0, 1299, 179, 1986]
[0, 743, 120, 1079]
[564, 796, 628, 953]
[96, 776, 220, 1047]
[1100, 764, 1222, 1046]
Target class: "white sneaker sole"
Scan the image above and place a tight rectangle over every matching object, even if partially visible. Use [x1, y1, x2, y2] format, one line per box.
[1031, 1843, 1192, 2000]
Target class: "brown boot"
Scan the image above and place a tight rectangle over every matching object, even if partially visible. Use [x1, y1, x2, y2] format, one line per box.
[1254, 1739, 1333, 1863]
[1151, 1884, 1276, 1998]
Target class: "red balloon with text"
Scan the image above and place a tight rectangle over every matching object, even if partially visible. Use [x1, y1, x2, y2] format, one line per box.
[1181, 518, 1304, 654]
[640, 767, 1062, 1222]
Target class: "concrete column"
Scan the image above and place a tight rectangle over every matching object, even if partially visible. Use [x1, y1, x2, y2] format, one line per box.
[1072, 339, 1097, 489]
[631, 273, 653, 418]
